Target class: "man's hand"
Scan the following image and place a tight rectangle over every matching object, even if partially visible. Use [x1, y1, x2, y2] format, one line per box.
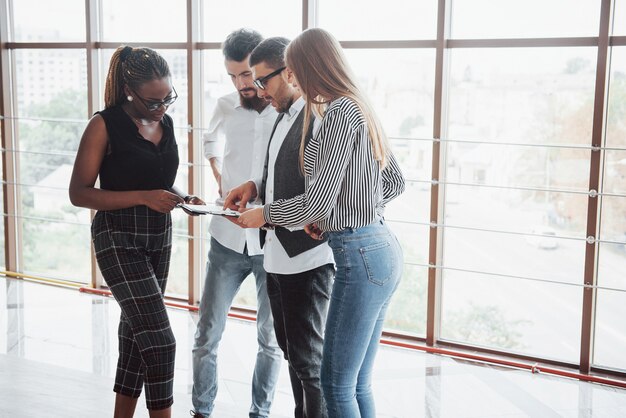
[304, 223, 325, 240]
[223, 181, 258, 211]
[209, 157, 222, 196]
[237, 207, 266, 228]
[215, 173, 222, 197]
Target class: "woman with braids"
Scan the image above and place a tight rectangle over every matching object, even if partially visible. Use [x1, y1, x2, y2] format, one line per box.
[70, 46, 202, 418]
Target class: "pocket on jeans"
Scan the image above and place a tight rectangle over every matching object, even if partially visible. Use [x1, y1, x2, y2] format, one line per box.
[359, 240, 394, 286]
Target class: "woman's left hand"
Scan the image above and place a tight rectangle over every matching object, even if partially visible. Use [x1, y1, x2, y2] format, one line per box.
[187, 196, 205, 205]
[181, 196, 206, 216]
[237, 207, 266, 228]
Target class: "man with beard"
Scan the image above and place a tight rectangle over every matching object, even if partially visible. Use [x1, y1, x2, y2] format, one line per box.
[224, 37, 335, 418]
[191, 29, 281, 418]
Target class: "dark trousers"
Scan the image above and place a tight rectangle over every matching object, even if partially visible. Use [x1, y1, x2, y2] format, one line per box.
[267, 264, 334, 418]
[92, 207, 176, 411]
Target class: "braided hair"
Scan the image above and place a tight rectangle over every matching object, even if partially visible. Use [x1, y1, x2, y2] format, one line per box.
[104, 45, 171, 109]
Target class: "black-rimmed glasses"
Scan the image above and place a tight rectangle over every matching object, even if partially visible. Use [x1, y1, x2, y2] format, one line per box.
[253, 67, 286, 90]
[133, 86, 178, 111]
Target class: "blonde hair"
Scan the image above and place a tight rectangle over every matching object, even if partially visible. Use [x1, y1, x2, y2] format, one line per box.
[285, 28, 390, 170]
[104, 46, 171, 109]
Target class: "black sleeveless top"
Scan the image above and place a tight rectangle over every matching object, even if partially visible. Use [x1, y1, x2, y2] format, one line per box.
[96, 105, 179, 191]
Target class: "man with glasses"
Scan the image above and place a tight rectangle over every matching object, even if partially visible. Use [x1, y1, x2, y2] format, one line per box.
[224, 37, 335, 418]
[191, 29, 281, 418]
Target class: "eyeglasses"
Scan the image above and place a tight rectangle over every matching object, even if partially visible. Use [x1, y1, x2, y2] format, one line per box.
[132, 86, 178, 111]
[253, 67, 286, 90]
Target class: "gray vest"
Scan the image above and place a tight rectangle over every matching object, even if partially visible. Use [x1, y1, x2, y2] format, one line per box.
[259, 110, 327, 257]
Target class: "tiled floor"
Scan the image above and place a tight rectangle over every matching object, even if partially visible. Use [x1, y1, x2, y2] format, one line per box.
[1, 277, 626, 418]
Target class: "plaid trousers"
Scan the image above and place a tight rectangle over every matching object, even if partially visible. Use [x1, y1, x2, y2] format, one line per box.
[92, 206, 176, 410]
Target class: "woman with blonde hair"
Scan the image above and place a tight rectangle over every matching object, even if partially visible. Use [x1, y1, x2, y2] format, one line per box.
[236, 28, 405, 417]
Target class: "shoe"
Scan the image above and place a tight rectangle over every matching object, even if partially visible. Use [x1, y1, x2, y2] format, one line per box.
[189, 410, 208, 418]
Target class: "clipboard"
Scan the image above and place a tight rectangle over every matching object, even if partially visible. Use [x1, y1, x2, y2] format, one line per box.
[177, 203, 240, 217]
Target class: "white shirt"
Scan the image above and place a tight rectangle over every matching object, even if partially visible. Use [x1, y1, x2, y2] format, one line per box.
[204, 91, 277, 255]
[254, 97, 334, 274]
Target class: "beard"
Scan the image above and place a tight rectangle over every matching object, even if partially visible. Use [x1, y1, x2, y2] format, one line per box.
[275, 95, 295, 114]
[239, 90, 268, 113]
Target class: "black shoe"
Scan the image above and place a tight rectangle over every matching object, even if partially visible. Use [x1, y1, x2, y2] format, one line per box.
[189, 410, 207, 418]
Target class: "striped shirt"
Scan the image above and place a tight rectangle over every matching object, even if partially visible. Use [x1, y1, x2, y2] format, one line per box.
[263, 96, 405, 232]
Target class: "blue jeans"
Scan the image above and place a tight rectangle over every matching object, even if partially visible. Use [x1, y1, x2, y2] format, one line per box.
[267, 263, 335, 418]
[321, 220, 403, 418]
[192, 238, 282, 418]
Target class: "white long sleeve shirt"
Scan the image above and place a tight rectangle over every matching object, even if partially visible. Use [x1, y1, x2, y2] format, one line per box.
[253, 97, 334, 274]
[204, 92, 277, 255]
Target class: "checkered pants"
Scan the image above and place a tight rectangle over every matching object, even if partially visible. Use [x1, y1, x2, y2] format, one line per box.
[92, 206, 176, 410]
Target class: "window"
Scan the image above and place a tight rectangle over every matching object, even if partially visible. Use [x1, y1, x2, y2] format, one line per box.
[594, 46, 626, 371]
[439, 47, 596, 359]
[201, 0, 302, 41]
[451, 0, 601, 39]
[2, 0, 625, 379]
[101, 0, 187, 42]
[14, 49, 90, 283]
[318, 0, 437, 40]
[12, 0, 85, 42]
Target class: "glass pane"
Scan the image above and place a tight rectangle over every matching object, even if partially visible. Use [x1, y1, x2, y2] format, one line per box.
[451, 0, 601, 39]
[318, 0, 437, 40]
[594, 286, 626, 371]
[170, 158, 189, 297]
[22, 220, 91, 282]
[0, 135, 4, 270]
[15, 50, 87, 119]
[101, 0, 187, 42]
[613, 0, 626, 36]
[167, 235, 189, 297]
[596, 44, 626, 371]
[386, 138, 432, 225]
[443, 226, 586, 287]
[441, 271, 582, 362]
[448, 48, 597, 145]
[599, 195, 626, 248]
[605, 47, 626, 195]
[232, 274, 258, 309]
[344, 49, 435, 139]
[595, 202, 626, 371]
[384, 265, 428, 336]
[12, 0, 85, 42]
[443, 47, 595, 361]
[14, 49, 88, 283]
[201, 0, 301, 41]
[446, 143, 591, 193]
[603, 150, 626, 195]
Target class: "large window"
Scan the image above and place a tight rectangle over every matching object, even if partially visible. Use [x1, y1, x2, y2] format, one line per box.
[201, 0, 302, 41]
[1, 0, 625, 381]
[594, 46, 626, 371]
[101, 0, 188, 42]
[439, 47, 596, 359]
[450, 0, 601, 39]
[317, 0, 438, 40]
[12, 0, 85, 42]
[13, 49, 90, 283]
